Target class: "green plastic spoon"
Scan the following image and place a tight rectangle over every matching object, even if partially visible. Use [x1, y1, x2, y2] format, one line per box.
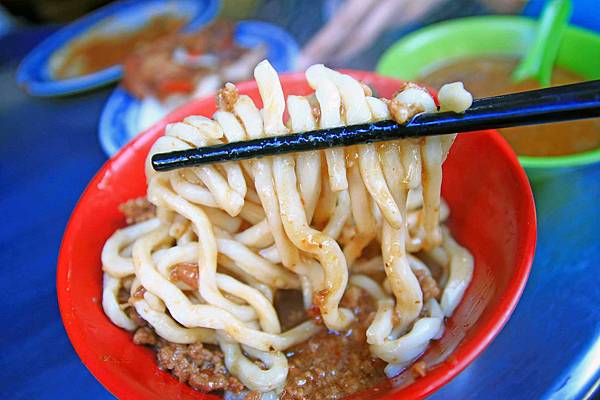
[512, 0, 573, 87]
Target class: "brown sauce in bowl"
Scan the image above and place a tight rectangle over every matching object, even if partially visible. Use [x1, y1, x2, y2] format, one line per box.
[50, 14, 187, 80]
[420, 57, 600, 157]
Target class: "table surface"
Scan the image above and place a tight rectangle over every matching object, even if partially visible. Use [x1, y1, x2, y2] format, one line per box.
[1, 5, 599, 400]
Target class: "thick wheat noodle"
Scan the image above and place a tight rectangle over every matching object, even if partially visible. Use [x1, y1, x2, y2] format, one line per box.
[218, 332, 288, 393]
[234, 219, 274, 248]
[401, 140, 422, 190]
[305, 64, 347, 192]
[212, 108, 257, 185]
[183, 115, 224, 140]
[368, 93, 406, 214]
[306, 66, 356, 244]
[214, 235, 300, 289]
[200, 205, 242, 233]
[252, 282, 275, 303]
[172, 172, 262, 222]
[321, 67, 403, 230]
[382, 220, 423, 329]
[372, 298, 444, 366]
[343, 159, 377, 267]
[169, 121, 244, 206]
[167, 122, 245, 217]
[220, 161, 247, 198]
[170, 171, 218, 207]
[379, 143, 405, 206]
[350, 275, 444, 368]
[168, 214, 190, 239]
[259, 244, 281, 264]
[102, 273, 137, 330]
[216, 256, 278, 306]
[322, 189, 351, 240]
[149, 175, 257, 322]
[357, 141, 403, 228]
[349, 274, 392, 345]
[295, 149, 322, 223]
[312, 165, 337, 227]
[154, 241, 294, 325]
[439, 226, 474, 316]
[101, 61, 477, 394]
[217, 225, 290, 275]
[150, 130, 244, 218]
[238, 199, 321, 299]
[351, 256, 384, 274]
[102, 218, 161, 278]
[192, 166, 244, 217]
[238, 201, 266, 224]
[142, 287, 165, 312]
[234, 94, 300, 268]
[287, 95, 321, 223]
[257, 61, 352, 329]
[217, 254, 270, 292]
[177, 223, 195, 245]
[133, 298, 216, 344]
[219, 274, 280, 333]
[274, 155, 354, 329]
[179, 117, 246, 201]
[421, 136, 444, 249]
[324, 66, 425, 330]
[132, 226, 322, 350]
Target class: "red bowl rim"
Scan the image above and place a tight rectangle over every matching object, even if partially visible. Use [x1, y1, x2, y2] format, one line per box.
[57, 71, 537, 400]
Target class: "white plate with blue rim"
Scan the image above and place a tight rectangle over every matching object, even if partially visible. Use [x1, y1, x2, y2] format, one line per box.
[98, 20, 299, 157]
[16, 0, 220, 97]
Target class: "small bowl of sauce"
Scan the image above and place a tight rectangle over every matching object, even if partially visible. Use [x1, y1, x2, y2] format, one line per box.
[49, 14, 187, 81]
[17, 0, 220, 96]
[377, 16, 600, 178]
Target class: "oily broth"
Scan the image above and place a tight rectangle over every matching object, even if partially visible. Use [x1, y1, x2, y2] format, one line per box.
[50, 14, 187, 80]
[420, 56, 600, 157]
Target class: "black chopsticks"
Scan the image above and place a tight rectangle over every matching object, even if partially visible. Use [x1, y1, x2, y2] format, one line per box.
[152, 80, 600, 171]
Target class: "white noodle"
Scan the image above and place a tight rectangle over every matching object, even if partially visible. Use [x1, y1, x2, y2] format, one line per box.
[101, 60, 475, 393]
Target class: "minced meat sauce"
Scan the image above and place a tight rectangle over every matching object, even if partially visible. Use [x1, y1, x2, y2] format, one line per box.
[134, 327, 246, 394]
[118, 199, 395, 399]
[279, 286, 387, 400]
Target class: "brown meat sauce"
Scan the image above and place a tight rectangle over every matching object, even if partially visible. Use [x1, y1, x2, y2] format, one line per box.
[280, 286, 387, 400]
[120, 201, 392, 399]
[132, 322, 246, 394]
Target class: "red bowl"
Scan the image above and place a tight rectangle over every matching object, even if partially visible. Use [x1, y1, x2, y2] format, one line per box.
[57, 71, 536, 400]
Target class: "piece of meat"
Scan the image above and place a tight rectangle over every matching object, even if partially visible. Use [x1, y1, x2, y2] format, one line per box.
[117, 287, 130, 303]
[125, 307, 147, 327]
[133, 327, 159, 346]
[413, 269, 441, 302]
[244, 391, 262, 400]
[217, 82, 239, 112]
[169, 263, 199, 290]
[411, 360, 428, 378]
[119, 198, 156, 225]
[156, 341, 245, 394]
